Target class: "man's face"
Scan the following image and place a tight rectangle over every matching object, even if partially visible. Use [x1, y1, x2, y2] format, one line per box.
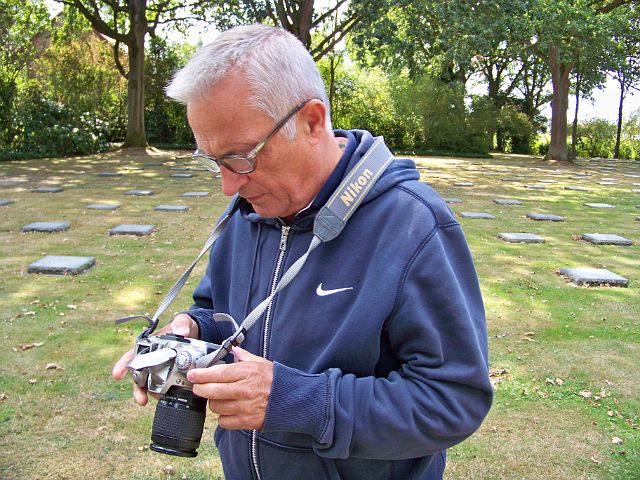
[188, 74, 324, 219]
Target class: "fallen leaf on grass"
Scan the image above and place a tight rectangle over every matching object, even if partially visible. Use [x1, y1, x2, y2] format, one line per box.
[523, 331, 535, 337]
[19, 342, 44, 351]
[611, 437, 623, 445]
[162, 465, 175, 475]
[45, 363, 64, 370]
[579, 390, 593, 398]
[0, 393, 8, 401]
[590, 457, 601, 464]
[28, 379, 37, 385]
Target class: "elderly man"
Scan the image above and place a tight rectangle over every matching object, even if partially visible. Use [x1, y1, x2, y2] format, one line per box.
[113, 24, 492, 480]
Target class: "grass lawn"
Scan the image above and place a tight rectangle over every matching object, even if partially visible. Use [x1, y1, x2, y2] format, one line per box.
[0, 149, 638, 479]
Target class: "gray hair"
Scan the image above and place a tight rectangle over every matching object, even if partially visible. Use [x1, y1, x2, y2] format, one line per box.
[166, 24, 331, 139]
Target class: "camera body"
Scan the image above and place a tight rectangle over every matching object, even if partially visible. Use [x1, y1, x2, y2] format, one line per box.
[127, 333, 224, 457]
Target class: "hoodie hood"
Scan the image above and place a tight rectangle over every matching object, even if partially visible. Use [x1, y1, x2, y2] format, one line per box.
[238, 129, 420, 231]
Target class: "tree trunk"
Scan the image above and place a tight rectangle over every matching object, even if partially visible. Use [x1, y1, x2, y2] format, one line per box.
[545, 46, 572, 162]
[614, 79, 625, 159]
[570, 69, 582, 161]
[122, 0, 147, 148]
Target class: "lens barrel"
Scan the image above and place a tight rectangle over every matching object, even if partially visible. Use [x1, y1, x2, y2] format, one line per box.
[150, 386, 207, 457]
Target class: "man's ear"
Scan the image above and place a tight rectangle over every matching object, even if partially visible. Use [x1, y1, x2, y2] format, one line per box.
[299, 99, 328, 142]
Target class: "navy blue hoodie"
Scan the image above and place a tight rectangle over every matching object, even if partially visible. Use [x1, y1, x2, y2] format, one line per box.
[187, 130, 493, 479]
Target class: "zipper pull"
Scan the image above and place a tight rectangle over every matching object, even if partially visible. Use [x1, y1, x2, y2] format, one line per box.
[279, 225, 290, 252]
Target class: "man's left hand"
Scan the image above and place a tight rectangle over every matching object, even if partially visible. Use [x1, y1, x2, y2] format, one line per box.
[187, 346, 273, 430]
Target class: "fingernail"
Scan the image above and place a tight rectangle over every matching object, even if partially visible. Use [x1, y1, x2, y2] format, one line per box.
[174, 326, 188, 336]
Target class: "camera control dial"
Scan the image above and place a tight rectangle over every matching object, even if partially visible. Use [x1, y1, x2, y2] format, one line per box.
[175, 351, 193, 371]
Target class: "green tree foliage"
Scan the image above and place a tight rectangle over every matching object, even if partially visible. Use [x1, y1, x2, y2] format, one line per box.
[1, 7, 128, 159]
[144, 37, 194, 145]
[576, 118, 617, 158]
[0, 0, 51, 146]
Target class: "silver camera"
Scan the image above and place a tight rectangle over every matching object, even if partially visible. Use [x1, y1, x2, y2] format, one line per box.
[127, 333, 224, 457]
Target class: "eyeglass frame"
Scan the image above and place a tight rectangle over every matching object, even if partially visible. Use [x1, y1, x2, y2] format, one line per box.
[192, 99, 314, 175]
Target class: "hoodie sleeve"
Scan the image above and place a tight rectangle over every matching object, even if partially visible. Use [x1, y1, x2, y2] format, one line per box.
[263, 222, 493, 459]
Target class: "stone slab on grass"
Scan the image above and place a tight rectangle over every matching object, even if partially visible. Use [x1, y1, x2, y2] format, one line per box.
[86, 203, 121, 210]
[524, 184, 546, 189]
[564, 186, 589, 192]
[32, 187, 63, 193]
[494, 199, 522, 205]
[21, 221, 71, 233]
[527, 213, 565, 222]
[124, 190, 154, 196]
[453, 182, 475, 187]
[154, 205, 189, 212]
[443, 197, 463, 204]
[498, 233, 545, 243]
[460, 212, 496, 219]
[97, 172, 123, 177]
[181, 191, 209, 197]
[170, 173, 193, 178]
[581, 233, 633, 246]
[28, 255, 95, 275]
[584, 203, 615, 209]
[0, 199, 15, 206]
[559, 267, 629, 287]
[109, 224, 155, 236]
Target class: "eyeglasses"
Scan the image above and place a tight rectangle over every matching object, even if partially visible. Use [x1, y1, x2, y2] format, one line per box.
[192, 100, 311, 175]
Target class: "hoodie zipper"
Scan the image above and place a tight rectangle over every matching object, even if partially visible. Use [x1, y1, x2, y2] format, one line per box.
[251, 223, 290, 480]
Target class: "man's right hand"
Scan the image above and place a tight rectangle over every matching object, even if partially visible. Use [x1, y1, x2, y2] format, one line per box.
[111, 314, 200, 406]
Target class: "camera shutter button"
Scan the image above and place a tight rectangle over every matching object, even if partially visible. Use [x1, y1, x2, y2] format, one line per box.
[175, 351, 193, 370]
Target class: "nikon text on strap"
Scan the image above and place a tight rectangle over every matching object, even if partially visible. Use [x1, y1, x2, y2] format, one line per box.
[116, 137, 395, 367]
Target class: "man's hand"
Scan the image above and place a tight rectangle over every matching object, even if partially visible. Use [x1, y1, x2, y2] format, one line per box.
[187, 346, 273, 430]
[111, 314, 200, 406]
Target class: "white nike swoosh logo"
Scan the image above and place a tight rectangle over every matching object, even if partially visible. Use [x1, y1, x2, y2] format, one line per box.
[316, 283, 354, 297]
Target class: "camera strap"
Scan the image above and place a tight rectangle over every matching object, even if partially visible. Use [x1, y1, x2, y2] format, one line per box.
[117, 136, 394, 364]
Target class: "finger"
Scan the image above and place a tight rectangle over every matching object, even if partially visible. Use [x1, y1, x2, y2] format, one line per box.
[158, 314, 199, 338]
[232, 346, 270, 364]
[133, 383, 149, 406]
[112, 349, 134, 380]
[187, 365, 239, 385]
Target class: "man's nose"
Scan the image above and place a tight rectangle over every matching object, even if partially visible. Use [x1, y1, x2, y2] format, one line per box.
[219, 166, 250, 196]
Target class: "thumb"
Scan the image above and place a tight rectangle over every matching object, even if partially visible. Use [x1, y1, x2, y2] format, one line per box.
[169, 314, 196, 337]
[232, 346, 269, 364]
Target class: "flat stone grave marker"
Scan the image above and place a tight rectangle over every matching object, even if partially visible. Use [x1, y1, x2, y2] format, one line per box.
[501, 178, 521, 182]
[569, 176, 588, 181]
[453, 182, 474, 187]
[559, 267, 628, 287]
[28, 255, 95, 275]
[584, 203, 615, 209]
[124, 190, 154, 196]
[0, 199, 14, 206]
[524, 184, 546, 189]
[564, 186, 589, 192]
[181, 191, 209, 197]
[443, 198, 463, 204]
[498, 233, 545, 243]
[598, 181, 617, 186]
[97, 172, 122, 177]
[527, 213, 565, 222]
[538, 179, 558, 184]
[170, 173, 193, 178]
[32, 187, 63, 193]
[460, 212, 496, 219]
[21, 221, 71, 233]
[581, 233, 633, 246]
[154, 205, 189, 212]
[494, 199, 522, 205]
[109, 224, 155, 236]
[86, 203, 121, 210]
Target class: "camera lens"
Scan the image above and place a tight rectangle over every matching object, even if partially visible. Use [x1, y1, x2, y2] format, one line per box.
[150, 386, 207, 457]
